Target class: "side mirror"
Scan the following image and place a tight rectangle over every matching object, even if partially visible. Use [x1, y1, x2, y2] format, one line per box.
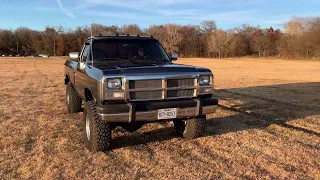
[69, 52, 79, 60]
[170, 52, 178, 61]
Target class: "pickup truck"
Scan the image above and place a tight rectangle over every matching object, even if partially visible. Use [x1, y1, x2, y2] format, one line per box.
[64, 34, 218, 152]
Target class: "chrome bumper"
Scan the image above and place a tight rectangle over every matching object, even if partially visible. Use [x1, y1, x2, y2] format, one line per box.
[98, 105, 217, 123]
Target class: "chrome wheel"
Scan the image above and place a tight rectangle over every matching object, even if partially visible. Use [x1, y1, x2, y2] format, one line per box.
[86, 114, 90, 141]
[66, 92, 70, 105]
[182, 120, 187, 133]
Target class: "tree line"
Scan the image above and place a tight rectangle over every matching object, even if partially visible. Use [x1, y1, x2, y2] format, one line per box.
[1, 17, 320, 59]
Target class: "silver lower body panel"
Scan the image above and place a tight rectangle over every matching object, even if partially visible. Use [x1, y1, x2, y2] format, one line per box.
[99, 105, 217, 122]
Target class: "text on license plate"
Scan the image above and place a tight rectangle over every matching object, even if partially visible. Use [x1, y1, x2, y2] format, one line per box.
[158, 108, 177, 120]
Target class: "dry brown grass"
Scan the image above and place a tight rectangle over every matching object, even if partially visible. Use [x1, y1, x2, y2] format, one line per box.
[0, 57, 319, 179]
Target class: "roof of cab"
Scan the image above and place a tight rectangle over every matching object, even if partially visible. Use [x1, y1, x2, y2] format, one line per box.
[87, 34, 157, 41]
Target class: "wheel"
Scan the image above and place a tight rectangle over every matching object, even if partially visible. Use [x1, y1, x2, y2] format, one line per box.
[83, 100, 111, 152]
[66, 82, 82, 114]
[173, 116, 206, 139]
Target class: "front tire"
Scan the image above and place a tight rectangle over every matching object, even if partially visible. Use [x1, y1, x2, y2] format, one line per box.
[83, 101, 111, 152]
[66, 82, 82, 114]
[173, 116, 206, 139]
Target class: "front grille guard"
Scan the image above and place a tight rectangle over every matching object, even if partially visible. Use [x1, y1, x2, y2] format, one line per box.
[101, 73, 213, 102]
[124, 74, 213, 101]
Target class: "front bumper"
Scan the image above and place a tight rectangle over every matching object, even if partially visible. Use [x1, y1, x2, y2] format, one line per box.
[96, 98, 218, 123]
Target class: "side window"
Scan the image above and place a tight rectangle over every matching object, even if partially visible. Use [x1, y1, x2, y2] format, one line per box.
[81, 45, 90, 61]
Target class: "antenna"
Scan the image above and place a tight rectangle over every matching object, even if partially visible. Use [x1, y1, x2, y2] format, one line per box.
[90, 19, 93, 66]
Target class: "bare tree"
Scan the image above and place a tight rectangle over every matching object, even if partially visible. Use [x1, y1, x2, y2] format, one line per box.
[251, 29, 272, 57]
[232, 24, 259, 56]
[90, 24, 108, 35]
[199, 20, 217, 57]
[105, 25, 119, 35]
[309, 18, 320, 58]
[30, 30, 43, 55]
[146, 25, 166, 44]
[162, 24, 183, 53]
[15, 27, 33, 55]
[56, 34, 65, 56]
[0, 30, 15, 55]
[279, 18, 320, 58]
[208, 29, 233, 58]
[284, 19, 304, 36]
[200, 20, 217, 33]
[179, 25, 201, 57]
[120, 24, 142, 35]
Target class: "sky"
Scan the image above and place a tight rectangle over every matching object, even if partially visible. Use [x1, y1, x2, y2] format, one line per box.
[0, 0, 320, 31]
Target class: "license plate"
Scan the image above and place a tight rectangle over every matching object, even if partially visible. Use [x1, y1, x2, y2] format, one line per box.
[158, 108, 177, 120]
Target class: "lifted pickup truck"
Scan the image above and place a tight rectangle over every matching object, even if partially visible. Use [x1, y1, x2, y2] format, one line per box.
[64, 34, 218, 152]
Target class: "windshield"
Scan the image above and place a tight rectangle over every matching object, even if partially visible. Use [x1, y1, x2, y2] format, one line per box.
[90, 39, 170, 61]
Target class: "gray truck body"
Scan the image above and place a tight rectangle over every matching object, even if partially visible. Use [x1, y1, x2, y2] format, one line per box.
[64, 34, 218, 151]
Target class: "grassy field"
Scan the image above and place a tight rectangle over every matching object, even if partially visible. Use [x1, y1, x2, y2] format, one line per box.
[0, 57, 319, 179]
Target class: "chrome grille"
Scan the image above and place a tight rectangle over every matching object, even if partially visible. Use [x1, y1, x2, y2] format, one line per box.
[167, 90, 194, 98]
[130, 91, 162, 100]
[129, 79, 162, 89]
[167, 79, 194, 87]
[128, 78, 196, 101]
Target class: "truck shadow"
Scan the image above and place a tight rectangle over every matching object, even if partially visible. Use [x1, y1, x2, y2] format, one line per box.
[111, 82, 320, 149]
[111, 126, 176, 149]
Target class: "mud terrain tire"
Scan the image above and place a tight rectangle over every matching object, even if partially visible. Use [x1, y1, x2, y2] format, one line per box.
[84, 101, 111, 152]
[66, 82, 82, 113]
[173, 116, 206, 139]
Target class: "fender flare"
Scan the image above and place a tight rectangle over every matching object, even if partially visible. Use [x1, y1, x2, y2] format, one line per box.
[84, 84, 96, 103]
[65, 73, 70, 84]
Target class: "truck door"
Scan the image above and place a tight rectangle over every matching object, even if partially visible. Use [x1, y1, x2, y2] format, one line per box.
[75, 44, 90, 99]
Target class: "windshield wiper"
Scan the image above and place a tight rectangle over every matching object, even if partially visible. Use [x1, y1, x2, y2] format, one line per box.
[93, 58, 132, 63]
[92, 58, 168, 65]
[131, 59, 169, 63]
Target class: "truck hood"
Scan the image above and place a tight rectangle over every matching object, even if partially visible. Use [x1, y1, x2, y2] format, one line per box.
[101, 63, 211, 75]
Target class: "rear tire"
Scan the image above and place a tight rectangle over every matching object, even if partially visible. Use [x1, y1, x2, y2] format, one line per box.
[173, 116, 206, 139]
[66, 82, 82, 114]
[83, 101, 111, 152]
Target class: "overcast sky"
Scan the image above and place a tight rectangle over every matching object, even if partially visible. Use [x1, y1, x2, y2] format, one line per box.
[1, 0, 320, 30]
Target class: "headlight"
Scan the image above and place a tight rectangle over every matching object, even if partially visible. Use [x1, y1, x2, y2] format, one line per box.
[199, 76, 211, 86]
[107, 78, 122, 89]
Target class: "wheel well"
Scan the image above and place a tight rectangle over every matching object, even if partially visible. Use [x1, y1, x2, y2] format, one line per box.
[84, 88, 94, 101]
[65, 74, 70, 84]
